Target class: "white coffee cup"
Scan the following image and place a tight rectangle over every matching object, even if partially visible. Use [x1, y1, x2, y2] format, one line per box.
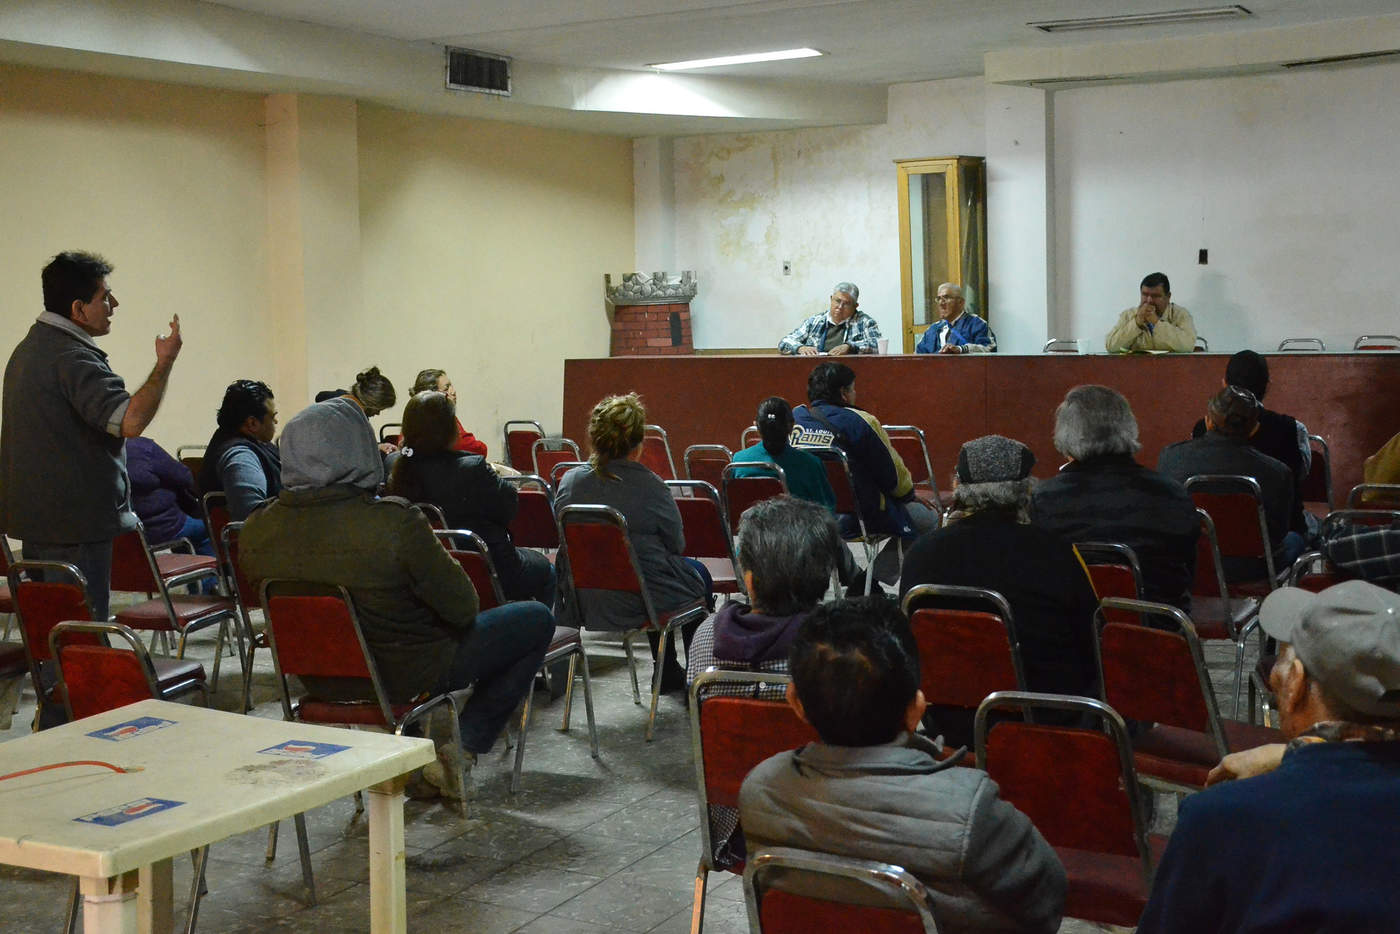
[877, 338, 889, 355]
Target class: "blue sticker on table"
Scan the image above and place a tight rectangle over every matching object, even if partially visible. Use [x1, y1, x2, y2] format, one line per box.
[258, 740, 350, 760]
[86, 717, 177, 742]
[75, 798, 184, 827]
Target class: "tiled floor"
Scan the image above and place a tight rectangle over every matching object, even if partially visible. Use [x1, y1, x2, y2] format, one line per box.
[0, 604, 1258, 933]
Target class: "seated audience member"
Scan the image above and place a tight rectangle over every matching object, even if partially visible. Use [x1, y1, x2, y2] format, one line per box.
[1191, 349, 1310, 535]
[314, 365, 397, 417]
[1158, 385, 1304, 580]
[914, 283, 997, 354]
[1104, 271, 1196, 353]
[686, 495, 840, 871]
[793, 362, 939, 584]
[126, 437, 212, 556]
[1320, 516, 1400, 589]
[1363, 429, 1400, 492]
[687, 496, 839, 689]
[732, 396, 835, 511]
[239, 397, 553, 802]
[555, 393, 712, 692]
[900, 435, 1099, 748]
[739, 596, 1066, 933]
[1138, 581, 1400, 932]
[386, 390, 554, 607]
[410, 368, 489, 456]
[778, 281, 882, 356]
[199, 379, 281, 521]
[1031, 385, 1199, 609]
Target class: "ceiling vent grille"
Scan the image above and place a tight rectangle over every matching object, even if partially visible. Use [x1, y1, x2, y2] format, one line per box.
[446, 47, 511, 96]
[1028, 5, 1252, 33]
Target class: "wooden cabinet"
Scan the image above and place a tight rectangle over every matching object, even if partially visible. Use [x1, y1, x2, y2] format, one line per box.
[896, 156, 987, 352]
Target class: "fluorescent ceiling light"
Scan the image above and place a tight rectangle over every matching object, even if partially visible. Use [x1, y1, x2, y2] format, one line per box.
[649, 48, 823, 71]
[1028, 5, 1252, 33]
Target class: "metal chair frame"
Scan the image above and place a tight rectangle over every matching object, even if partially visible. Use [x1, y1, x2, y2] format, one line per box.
[1346, 483, 1400, 509]
[813, 446, 895, 594]
[531, 437, 583, 480]
[1185, 473, 1280, 585]
[1194, 335, 1209, 352]
[219, 522, 265, 714]
[49, 620, 208, 718]
[900, 583, 1027, 701]
[881, 424, 944, 512]
[549, 460, 589, 491]
[555, 504, 706, 741]
[1191, 508, 1263, 719]
[720, 461, 790, 536]
[683, 444, 733, 488]
[8, 560, 98, 727]
[744, 847, 941, 934]
[1354, 334, 1400, 351]
[414, 502, 449, 531]
[1093, 596, 1232, 793]
[642, 424, 678, 479]
[740, 425, 761, 450]
[378, 422, 402, 443]
[502, 475, 561, 552]
[503, 419, 545, 469]
[666, 479, 745, 601]
[1042, 338, 1081, 353]
[1302, 434, 1333, 512]
[1277, 337, 1325, 352]
[974, 691, 1156, 896]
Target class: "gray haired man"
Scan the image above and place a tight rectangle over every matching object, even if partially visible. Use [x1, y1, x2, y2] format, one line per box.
[778, 281, 884, 355]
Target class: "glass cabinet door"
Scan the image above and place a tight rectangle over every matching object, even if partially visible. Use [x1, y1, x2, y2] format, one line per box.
[896, 156, 987, 352]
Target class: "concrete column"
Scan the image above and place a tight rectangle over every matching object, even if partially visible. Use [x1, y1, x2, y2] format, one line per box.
[632, 136, 676, 273]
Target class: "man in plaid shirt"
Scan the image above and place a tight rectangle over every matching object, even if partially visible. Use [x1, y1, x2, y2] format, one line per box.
[778, 281, 883, 355]
[1323, 518, 1400, 587]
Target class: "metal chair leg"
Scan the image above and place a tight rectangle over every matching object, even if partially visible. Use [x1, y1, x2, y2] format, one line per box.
[645, 625, 669, 742]
[209, 620, 226, 693]
[184, 845, 209, 934]
[292, 812, 316, 906]
[1232, 639, 1247, 720]
[579, 646, 599, 759]
[65, 878, 80, 933]
[690, 863, 709, 934]
[353, 790, 364, 815]
[559, 654, 577, 731]
[265, 822, 278, 861]
[511, 685, 533, 795]
[623, 631, 642, 705]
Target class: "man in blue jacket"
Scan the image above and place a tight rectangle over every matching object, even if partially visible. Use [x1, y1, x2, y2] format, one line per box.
[915, 283, 996, 354]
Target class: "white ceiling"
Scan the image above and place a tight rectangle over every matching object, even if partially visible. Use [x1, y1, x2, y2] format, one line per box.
[203, 0, 1398, 86]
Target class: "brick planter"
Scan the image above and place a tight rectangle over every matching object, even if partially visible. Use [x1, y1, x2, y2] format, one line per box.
[610, 302, 693, 356]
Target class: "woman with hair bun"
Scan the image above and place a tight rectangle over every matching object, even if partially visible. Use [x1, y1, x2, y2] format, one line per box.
[386, 391, 554, 607]
[555, 393, 712, 691]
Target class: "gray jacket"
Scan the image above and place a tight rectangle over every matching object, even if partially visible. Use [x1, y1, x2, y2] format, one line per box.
[0, 317, 136, 542]
[739, 732, 1065, 934]
[554, 459, 706, 629]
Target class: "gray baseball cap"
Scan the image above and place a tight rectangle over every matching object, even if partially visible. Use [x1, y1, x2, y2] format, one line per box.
[1259, 581, 1400, 718]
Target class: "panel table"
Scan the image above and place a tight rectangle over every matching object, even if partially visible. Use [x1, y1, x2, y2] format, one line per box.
[0, 699, 434, 933]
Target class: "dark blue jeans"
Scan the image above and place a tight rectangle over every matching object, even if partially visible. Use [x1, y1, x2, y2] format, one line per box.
[22, 539, 113, 621]
[434, 600, 554, 754]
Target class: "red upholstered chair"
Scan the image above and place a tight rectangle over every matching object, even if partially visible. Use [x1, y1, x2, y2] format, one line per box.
[555, 504, 707, 741]
[1300, 435, 1333, 515]
[201, 491, 233, 593]
[219, 522, 266, 713]
[882, 424, 945, 512]
[378, 422, 402, 444]
[1075, 542, 1144, 626]
[1095, 597, 1282, 792]
[50, 620, 207, 720]
[1276, 337, 1325, 352]
[433, 529, 598, 794]
[813, 446, 893, 593]
[900, 584, 1024, 749]
[641, 424, 678, 480]
[414, 503, 448, 531]
[688, 669, 819, 934]
[110, 522, 238, 689]
[740, 425, 761, 450]
[503, 418, 545, 470]
[667, 480, 743, 600]
[683, 444, 733, 491]
[9, 560, 207, 728]
[1188, 508, 1262, 718]
[176, 443, 205, 479]
[1194, 335, 1209, 352]
[434, 529, 506, 610]
[743, 847, 939, 934]
[0, 538, 16, 640]
[259, 579, 471, 902]
[532, 437, 583, 481]
[549, 460, 589, 492]
[720, 462, 789, 536]
[1354, 334, 1400, 351]
[1346, 483, 1400, 509]
[975, 691, 1164, 927]
[1186, 474, 1282, 596]
[504, 475, 561, 558]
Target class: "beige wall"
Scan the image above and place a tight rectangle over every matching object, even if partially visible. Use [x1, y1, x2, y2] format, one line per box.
[0, 64, 634, 457]
[356, 103, 632, 444]
[0, 64, 271, 450]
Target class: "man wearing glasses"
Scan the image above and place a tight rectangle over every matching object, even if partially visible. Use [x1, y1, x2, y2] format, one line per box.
[778, 281, 883, 356]
[914, 282, 997, 354]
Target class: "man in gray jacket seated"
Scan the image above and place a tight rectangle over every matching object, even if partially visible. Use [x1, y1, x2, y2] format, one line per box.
[739, 596, 1066, 934]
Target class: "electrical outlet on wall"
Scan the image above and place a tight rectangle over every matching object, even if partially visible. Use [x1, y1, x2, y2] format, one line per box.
[782, 261, 792, 275]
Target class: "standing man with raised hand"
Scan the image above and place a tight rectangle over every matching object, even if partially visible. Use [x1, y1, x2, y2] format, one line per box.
[1104, 272, 1196, 353]
[0, 251, 183, 620]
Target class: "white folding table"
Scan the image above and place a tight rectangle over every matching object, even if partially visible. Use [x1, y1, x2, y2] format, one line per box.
[0, 698, 434, 933]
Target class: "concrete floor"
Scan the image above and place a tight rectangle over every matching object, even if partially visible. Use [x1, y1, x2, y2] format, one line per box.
[1, 595, 1258, 933]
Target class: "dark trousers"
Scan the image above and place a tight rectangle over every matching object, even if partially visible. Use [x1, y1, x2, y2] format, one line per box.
[22, 539, 113, 621]
[433, 600, 554, 754]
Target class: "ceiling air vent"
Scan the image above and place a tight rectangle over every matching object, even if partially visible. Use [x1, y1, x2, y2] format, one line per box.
[446, 47, 511, 96]
[1029, 5, 1252, 33]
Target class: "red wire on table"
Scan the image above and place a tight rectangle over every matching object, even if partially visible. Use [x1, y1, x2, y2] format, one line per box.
[0, 761, 138, 782]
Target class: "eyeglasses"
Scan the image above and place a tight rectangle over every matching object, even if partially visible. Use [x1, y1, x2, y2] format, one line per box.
[935, 295, 961, 303]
